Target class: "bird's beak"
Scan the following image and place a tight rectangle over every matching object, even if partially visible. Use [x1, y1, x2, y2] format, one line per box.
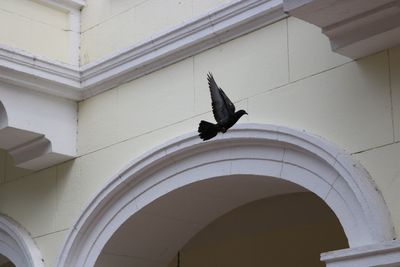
[245, 111, 248, 115]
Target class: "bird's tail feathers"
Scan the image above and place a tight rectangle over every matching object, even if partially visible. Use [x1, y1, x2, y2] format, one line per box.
[198, 120, 219, 141]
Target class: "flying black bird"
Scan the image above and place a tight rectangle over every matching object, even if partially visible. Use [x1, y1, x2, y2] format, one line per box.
[198, 73, 248, 141]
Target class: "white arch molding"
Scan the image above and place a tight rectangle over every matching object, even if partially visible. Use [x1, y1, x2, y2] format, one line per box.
[0, 214, 44, 267]
[56, 123, 395, 267]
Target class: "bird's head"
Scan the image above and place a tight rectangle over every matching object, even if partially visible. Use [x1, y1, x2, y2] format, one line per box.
[235, 109, 248, 119]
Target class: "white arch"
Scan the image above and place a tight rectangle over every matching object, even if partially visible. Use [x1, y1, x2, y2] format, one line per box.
[57, 123, 395, 267]
[0, 214, 44, 267]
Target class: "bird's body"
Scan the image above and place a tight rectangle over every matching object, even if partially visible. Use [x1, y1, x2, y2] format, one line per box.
[198, 73, 248, 141]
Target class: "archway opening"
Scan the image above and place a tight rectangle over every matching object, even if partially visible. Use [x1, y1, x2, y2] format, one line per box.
[58, 124, 394, 267]
[94, 175, 348, 267]
[168, 193, 347, 267]
[0, 255, 15, 267]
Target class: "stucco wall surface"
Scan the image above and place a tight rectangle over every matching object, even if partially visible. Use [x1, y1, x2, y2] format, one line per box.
[80, 0, 231, 64]
[0, 0, 70, 63]
[0, 15, 399, 267]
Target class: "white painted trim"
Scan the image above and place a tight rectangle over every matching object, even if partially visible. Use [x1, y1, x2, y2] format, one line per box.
[54, 0, 85, 10]
[321, 240, 400, 266]
[0, 0, 286, 100]
[37, 0, 85, 11]
[80, 0, 286, 98]
[56, 123, 395, 267]
[0, 214, 44, 267]
[0, 45, 82, 100]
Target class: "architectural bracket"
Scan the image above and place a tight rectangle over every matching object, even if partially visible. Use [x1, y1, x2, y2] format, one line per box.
[0, 82, 76, 170]
[283, 0, 400, 59]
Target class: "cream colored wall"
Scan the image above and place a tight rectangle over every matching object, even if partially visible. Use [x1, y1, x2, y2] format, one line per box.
[0, 149, 62, 267]
[0, 0, 70, 63]
[80, 0, 231, 64]
[0, 16, 399, 267]
[166, 193, 348, 267]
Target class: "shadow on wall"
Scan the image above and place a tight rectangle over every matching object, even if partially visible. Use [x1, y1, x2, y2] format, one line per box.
[168, 192, 348, 267]
[354, 51, 390, 94]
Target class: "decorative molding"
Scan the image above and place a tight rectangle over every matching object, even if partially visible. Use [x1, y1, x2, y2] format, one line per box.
[0, 45, 82, 100]
[37, 0, 85, 11]
[56, 123, 395, 267]
[80, 0, 286, 98]
[283, 0, 400, 59]
[52, 0, 85, 10]
[0, 214, 44, 267]
[2, 0, 398, 100]
[0, 0, 286, 100]
[321, 240, 400, 267]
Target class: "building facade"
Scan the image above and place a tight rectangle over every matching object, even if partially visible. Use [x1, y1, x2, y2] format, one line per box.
[0, 0, 400, 266]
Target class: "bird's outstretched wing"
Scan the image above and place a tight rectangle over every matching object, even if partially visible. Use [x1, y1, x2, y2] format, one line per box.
[207, 72, 236, 124]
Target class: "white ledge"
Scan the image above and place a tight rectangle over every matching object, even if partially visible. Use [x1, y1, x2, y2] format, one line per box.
[38, 0, 85, 11]
[321, 240, 400, 267]
[0, 45, 82, 100]
[0, 0, 286, 101]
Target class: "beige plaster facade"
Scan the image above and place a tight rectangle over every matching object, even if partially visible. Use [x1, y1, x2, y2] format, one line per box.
[0, 0, 400, 266]
[80, 0, 231, 64]
[0, 0, 70, 63]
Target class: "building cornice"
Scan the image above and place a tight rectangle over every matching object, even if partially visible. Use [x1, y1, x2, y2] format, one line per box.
[53, 0, 85, 10]
[37, 0, 85, 11]
[2, 0, 399, 99]
[80, 0, 286, 98]
[0, 45, 82, 100]
[0, 0, 286, 101]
